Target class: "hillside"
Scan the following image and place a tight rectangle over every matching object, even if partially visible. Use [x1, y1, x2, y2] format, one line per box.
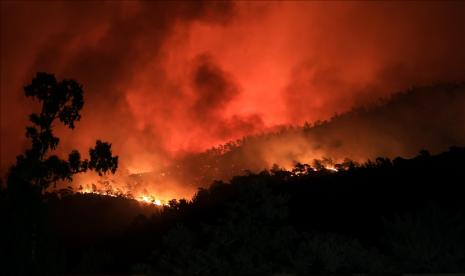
[3, 146, 465, 274]
[166, 82, 465, 188]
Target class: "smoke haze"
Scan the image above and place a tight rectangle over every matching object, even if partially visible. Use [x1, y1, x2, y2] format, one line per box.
[1, 2, 464, 198]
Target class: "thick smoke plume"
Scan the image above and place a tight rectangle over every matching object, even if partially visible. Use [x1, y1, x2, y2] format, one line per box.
[1, 2, 464, 198]
[176, 83, 465, 188]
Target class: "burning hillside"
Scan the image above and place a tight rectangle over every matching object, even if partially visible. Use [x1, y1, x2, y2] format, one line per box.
[56, 83, 465, 201]
[2, 1, 465, 180]
[2, 2, 465, 274]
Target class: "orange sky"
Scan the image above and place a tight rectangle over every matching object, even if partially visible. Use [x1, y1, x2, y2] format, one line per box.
[1, 1, 465, 177]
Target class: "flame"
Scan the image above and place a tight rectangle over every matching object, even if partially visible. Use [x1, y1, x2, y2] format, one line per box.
[77, 189, 167, 206]
[76, 183, 168, 206]
[137, 194, 164, 206]
[60, 160, 342, 205]
[325, 166, 338, 172]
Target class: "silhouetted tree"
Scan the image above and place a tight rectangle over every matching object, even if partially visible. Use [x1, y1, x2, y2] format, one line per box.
[3, 72, 118, 275]
[7, 72, 118, 195]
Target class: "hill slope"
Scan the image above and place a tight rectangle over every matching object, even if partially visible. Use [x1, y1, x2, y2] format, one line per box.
[171, 82, 465, 188]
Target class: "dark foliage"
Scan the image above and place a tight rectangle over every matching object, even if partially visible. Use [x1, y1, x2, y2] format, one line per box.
[137, 147, 465, 275]
[1, 73, 118, 275]
[7, 73, 118, 194]
[2, 147, 462, 275]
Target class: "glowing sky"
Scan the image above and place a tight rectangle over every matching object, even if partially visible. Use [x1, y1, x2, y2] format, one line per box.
[1, 1, 464, 176]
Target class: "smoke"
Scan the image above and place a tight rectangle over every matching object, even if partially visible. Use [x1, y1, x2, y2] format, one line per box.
[1, 2, 464, 198]
[1, 1, 237, 175]
[171, 83, 465, 190]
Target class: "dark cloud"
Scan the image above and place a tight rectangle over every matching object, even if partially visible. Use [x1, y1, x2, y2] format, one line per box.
[215, 114, 265, 140]
[0, 1, 236, 175]
[191, 55, 239, 119]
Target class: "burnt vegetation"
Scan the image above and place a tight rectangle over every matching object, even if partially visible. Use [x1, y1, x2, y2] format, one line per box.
[1, 75, 465, 275]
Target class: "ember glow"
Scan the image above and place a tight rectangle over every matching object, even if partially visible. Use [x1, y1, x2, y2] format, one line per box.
[68, 161, 343, 206]
[79, 188, 165, 206]
[1, 2, 465, 199]
[66, 171, 189, 206]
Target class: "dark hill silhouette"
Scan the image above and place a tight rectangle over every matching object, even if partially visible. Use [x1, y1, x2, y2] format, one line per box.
[4, 146, 462, 274]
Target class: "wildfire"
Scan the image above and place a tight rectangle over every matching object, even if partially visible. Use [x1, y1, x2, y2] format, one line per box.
[66, 161, 343, 206]
[283, 161, 341, 175]
[78, 188, 167, 206]
[325, 166, 338, 172]
[137, 195, 164, 206]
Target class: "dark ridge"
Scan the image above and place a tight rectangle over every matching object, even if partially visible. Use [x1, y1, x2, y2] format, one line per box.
[3, 146, 464, 274]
